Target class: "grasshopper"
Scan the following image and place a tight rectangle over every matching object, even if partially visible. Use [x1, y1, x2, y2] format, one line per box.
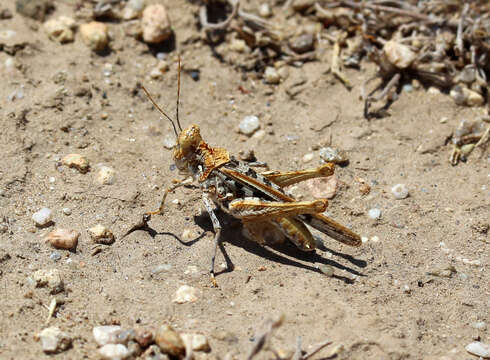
[137, 59, 361, 286]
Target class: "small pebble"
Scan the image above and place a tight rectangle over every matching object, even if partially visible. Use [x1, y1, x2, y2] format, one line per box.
[470, 321, 487, 330]
[155, 325, 185, 357]
[318, 264, 334, 277]
[368, 208, 381, 220]
[239, 115, 260, 136]
[43, 16, 76, 43]
[181, 333, 211, 352]
[229, 39, 247, 53]
[88, 224, 115, 245]
[181, 229, 197, 241]
[134, 328, 154, 348]
[319, 147, 348, 165]
[79, 22, 109, 51]
[302, 153, 314, 163]
[32, 207, 53, 227]
[99, 344, 130, 360]
[93, 325, 123, 346]
[402, 84, 413, 93]
[370, 235, 380, 243]
[427, 86, 441, 95]
[62, 153, 90, 173]
[403, 284, 411, 294]
[142, 4, 172, 44]
[37, 327, 72, 354]
[45, 228, 79, 250]
[151, 264, 172, 275]
[16, 0, 50, 20]
[464, 88, 484, 107]
[258, 3, 272, 18]
[426, 265, 456, 278]
[163, 134, 177, 149]
[143, 345, 166, 360]
[465, 342, 490, 358]
[96, 166, 116, 185]
[4, 57, 14, 69]
[264, 67, 280, 84]
[391, 183, 409, 199]
[31, 268, 64, 294]
[289, 33, 315, 54]
[50, 251, 61, 261]
[173, 285, 199, 304]
[383, 41, 416, 69]
[122, 0, 145, 20]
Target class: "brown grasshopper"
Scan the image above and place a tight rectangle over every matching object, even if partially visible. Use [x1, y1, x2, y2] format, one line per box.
[137, 59, 361, 286]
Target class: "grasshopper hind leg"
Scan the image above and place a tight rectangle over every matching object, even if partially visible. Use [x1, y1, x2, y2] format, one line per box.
[242, 217, 316, 252]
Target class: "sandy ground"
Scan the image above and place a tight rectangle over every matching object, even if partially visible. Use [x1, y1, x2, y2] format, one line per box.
[0, 1, 488, 359]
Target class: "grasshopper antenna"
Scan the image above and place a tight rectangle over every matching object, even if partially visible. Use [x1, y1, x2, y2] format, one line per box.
[176, 56, 183, 132]
[141, 85, 179, 139]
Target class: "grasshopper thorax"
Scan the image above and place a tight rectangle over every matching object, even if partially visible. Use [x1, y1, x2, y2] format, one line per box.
[173, 124, 230, 182]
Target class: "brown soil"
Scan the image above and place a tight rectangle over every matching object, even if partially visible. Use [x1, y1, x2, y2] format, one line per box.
[0, 1, 488, 359]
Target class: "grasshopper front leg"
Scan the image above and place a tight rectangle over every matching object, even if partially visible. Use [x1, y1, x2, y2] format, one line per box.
[202, 193, 222, 287]
[146, 177, 193, 216]
[261, 163, 335, 187]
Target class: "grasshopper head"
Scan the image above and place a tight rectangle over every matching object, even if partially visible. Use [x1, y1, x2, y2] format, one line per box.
[173, 124, 202, 172]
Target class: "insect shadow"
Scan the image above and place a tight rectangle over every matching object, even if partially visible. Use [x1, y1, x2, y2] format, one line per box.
[191, 210, 367, 283]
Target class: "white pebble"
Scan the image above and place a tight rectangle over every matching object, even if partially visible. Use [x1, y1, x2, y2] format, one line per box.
[62, 208, 72, 215]
[391, 183, 409, 199]
[96, 166, 116, 185]
[370, 235, 380, 243]
[142, 4, 172, 44]
[302, 153, 314, 163]
[5, 57, 14, 69]
[383, 41, 416, 69]
[264, 67, 280, 84]
[151, 264, 172, 274]
[32, 207, 53, 226]
[93, 325, 122, 346]
[470, 321, 487, 330]
[98, 343, 130, 360]
[173, 285, 199, 304]
[465, 342, 490, 358]
[37, 327, 72, 354]
[62, 153, 90, 173]
[79, 22, 109, 51]
[403, 284, 411, 294]
[181, 333, 211, 352]
[258, 3, 272, 18]
[368, 208, 381, 220]
[239, 115, 260, 136]
[163, 134, 177, 149]
[88, 224, 115, 245]
[43, 16, 76, 44]
[31, 269, 64, 294]
[361, 236, 368, 243]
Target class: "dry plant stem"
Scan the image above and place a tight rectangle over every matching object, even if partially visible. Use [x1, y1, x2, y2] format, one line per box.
[474, 125, 490, 150]
[455, 3, 469, 58]
[339, 0, 443, 24]
[331, 41, 352, 89]
[246, 316, 284, 360]
[302, 339, 333, 360]
[292, 336, 302, 360]
[238, 8, 271, 29]
[200, 0, 239, 31]
[364, 73, 400, 118]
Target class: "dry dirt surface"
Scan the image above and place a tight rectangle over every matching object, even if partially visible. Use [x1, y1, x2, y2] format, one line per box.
[0, 1, 489, 359]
